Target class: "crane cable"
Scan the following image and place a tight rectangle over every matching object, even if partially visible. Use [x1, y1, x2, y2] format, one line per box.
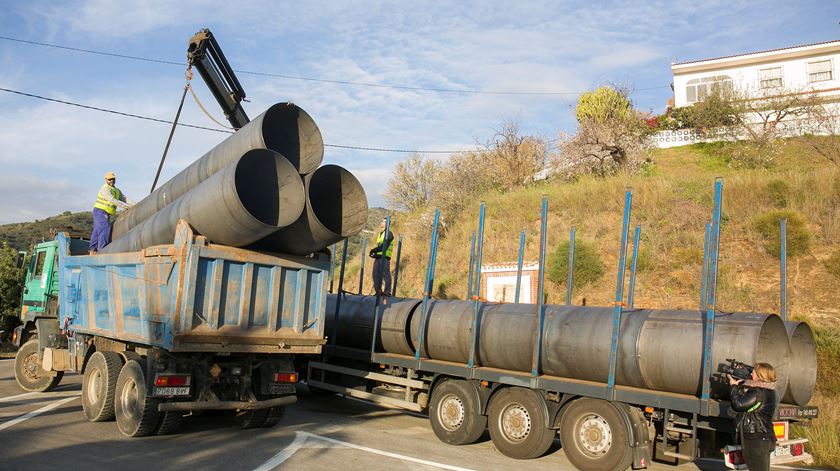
[187, 83, 235, 130]
[150, 67, 193, 194]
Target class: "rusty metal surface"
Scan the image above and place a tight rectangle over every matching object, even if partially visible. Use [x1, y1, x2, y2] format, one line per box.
[103, 149, 304, 253]
[113, 103, 323, 239]
[59, 221, 328, 353]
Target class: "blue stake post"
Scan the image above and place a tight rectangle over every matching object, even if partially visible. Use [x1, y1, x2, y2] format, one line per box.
[358, 239, 367, 295]
[700, 178, 724, 405]
[607, 189, 633, 399]
[700, 222, 712, 311]
[467, 204, 486, 368]
[329, 243, 337, 293]
[330, 239, 350, 346]
[466, 231, 476, 300]
[515, 229, 526, 303]
[370, 216, 392, 354]
[415, 209, 441, 360]
[780, 218, 788, 321]
[627, 226, 641, 308]
[392, 235, 403, 296]
[531, 196, 549, 376]
[566, 227, 576, 305]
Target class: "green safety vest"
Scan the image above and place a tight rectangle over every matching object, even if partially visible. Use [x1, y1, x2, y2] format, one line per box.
[374, 231, 394, 258]
[93, 183, 122, 216]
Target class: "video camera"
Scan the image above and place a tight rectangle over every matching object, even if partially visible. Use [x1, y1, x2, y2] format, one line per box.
[717, 358, 754, 382]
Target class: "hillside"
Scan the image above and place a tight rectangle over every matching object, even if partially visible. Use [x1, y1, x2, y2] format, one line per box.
[0, 211, 92, 251]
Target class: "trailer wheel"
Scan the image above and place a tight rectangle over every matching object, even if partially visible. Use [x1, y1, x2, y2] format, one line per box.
[487, 387, 555, 459]
[559, 398, 632, 471]
[261, 406, 286, 428]
[155, 411, 184, 435]
[429, 379, 486, 445]
[82, 351, 123, 422]
[115, 359, 161, 437]
[231, 408, 270, 429]
[13, 339, 63, 392]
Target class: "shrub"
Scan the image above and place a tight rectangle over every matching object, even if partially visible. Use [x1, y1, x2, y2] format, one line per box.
[753, 210, 811, 258]
[826, 250, 840, 279]
[763, 179, 790, 209]
[627, 244, 655, 273]
[547, 239, 605, 288]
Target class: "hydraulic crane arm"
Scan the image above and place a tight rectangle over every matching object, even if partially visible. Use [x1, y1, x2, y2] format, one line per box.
[187, 28, 250, 129]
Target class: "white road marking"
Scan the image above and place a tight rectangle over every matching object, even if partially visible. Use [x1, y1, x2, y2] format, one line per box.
[0, 394, 80, 431]
[0, 389, 81, 405]
[0, 392, 37, 403]
[300, 432, 476, 471]
[252, 432, 309, 471]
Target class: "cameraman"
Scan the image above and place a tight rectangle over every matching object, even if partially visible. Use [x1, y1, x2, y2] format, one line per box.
[729, 362, 778, 471]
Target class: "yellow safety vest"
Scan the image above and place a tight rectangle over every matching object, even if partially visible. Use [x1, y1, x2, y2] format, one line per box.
[93, 183, 122, 216]
[374, 231, 394, 258]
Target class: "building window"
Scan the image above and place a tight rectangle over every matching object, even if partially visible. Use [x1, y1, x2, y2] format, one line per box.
[759, 66, 783, 88]
[685, 75, 733, 103]
[807, 60, 833, 83]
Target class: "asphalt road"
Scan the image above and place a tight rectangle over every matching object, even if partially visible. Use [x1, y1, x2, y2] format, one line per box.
[0, 358, 803, 471]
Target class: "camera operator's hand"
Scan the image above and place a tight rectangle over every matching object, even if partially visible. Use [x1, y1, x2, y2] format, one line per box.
[727, 374, 741, 386]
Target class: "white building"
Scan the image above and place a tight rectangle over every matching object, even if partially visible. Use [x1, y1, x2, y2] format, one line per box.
[672, 40, 840, 107]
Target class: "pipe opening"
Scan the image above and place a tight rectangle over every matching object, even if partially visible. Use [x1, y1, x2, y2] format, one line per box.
[235, 150, 303, 227]
[262, 103, 324, 174]
[785, 323, 817, 405]
[754, 315, 791, 399]
[308, 165, 367, 236]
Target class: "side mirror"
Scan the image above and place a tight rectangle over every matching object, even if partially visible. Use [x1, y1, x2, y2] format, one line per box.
[16, 251, 27, 269]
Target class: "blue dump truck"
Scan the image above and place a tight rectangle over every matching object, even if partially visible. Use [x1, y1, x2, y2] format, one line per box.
[12, 220, 328, 436]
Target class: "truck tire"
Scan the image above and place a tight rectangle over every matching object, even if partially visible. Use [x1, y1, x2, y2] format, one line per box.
[155, 411, 184, 435]
[559, 398, 632, 471]
[14, 339, 63, 392]
[115, 359, 161, 437]
[82, 351, 123, 422]
[487, 387, 555, 459]
[261, 406, 286, 428]
[429, 379, 486, 445]
[231, 408, 270, 429]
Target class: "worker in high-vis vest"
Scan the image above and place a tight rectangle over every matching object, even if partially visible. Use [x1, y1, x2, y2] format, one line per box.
[89, 171, 134, 253]
[369, 217, 395, 297]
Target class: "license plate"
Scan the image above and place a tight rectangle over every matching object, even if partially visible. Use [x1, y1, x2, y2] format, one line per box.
[267, 383, 295, 395]
[773, 445, 790, 457]
[155, 386, 190, 396]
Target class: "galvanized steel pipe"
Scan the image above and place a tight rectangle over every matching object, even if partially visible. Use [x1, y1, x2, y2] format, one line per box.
[783, 321, 817, 405]
[249, 164, 368, 255]
[113, 103, 323, 239]
[103, 149, 304, 253]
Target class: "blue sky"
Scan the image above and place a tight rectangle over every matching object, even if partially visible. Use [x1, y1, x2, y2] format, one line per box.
[0, 1, 837, 224]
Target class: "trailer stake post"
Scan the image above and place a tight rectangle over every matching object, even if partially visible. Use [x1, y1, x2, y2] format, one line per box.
[566, 227, 576, 305]
[700, 178, 724, 409]
[515, 229, 526, 303]
[331, 239, 349, 346]
[531, 196, 549, 376]
[467, 204, 486, 368]
[780, 218, 788, 321]
[607, 188, 632, 399]
[415, 209, 441, 360]
[627, 225, 641, 308]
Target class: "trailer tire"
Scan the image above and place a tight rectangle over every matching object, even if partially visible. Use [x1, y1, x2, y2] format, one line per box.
[82, 351, 123, 422]
[429, 379, 486, 445]
[487, 387, 555, 459]
[231, 408, 270, 429]
[559, 398, 632, 471]
[155, 411, 184, 435]
[14, 339, 63, 392]
[115, 359, 161, 437]
[261, 406, 286, 428]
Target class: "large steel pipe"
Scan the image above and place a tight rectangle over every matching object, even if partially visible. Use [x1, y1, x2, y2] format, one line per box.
[249, 165, 368, 255]
[783, 321, 817, 405]
[324, 294, 419, 351]
[113, 103, 323, 239]
[103, 149, 304, 253]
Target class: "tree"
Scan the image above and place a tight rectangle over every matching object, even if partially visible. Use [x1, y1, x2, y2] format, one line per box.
[0, 242, 25, 317]
[385, 153, 440, 212]
[575, 86, 632, 124]
[482, 120, 547, 189]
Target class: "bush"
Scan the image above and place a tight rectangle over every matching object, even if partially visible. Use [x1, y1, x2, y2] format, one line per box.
[826, 250, 840, 279]
[547, 239, 605, 288]
[764, 179, 790, 209]
[627, 245, 655, 273]
[753, 210, 812, 258]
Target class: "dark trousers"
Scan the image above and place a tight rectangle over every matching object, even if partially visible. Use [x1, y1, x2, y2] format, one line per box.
[372, 256, 391, 296]
[89, 208, 112, 252]
[741, 432, 774, 471]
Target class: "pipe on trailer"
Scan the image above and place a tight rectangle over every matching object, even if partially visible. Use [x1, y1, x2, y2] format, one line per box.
[783, 321, 817, 406]
[249, 164, 368, 255]
[113, 103, 324, 239]
[103, 149, 304, 253]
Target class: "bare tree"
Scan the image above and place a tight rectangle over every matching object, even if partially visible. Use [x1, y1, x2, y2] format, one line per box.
[385, 153, 440, 212]
[482, 120, 547, 189]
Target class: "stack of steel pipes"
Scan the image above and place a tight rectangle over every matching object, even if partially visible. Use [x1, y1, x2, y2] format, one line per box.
[104, 103, 368, 255]
[325, 294, 817, 406]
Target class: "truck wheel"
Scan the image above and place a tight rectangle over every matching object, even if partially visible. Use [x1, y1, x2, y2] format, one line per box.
[82, 351, 123, 422]
[155, 411, 184, 435]
[261, 406, 286, 428]
[14, 339, 63, 392]
[429, 379, 486, 445]
[487, 387, 555, 459]
[559, 398, 632, 471]
[231, 408, 270, 429]
[115, 359, 161, 437]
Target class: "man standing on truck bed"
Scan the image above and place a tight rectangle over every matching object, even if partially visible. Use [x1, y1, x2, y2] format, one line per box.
[369, 217, 394, 297]
[89, 171, 134, 254]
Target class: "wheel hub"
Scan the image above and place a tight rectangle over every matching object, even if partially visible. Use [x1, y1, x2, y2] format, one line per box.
[120, 378, 140, 420]
[578, 414, 612, 455]
[86, 369, 103, 404]
[438, 394, 465, 431]
[23, 353, 41, 380]
[500, 404, 531, 442]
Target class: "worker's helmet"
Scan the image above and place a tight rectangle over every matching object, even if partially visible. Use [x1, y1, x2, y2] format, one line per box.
[104, 171, 116, 180]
